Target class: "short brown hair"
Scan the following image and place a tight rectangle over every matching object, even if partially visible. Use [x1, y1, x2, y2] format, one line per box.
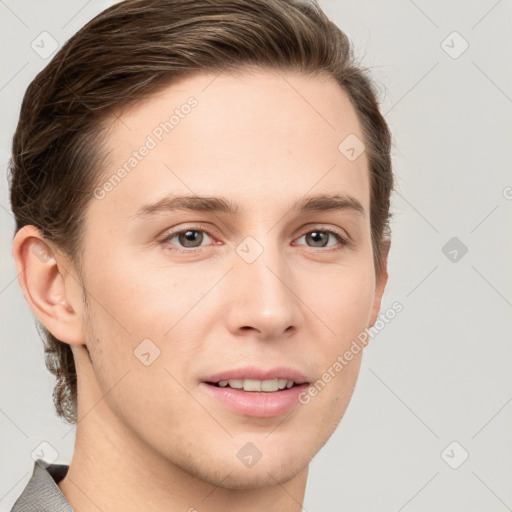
[9, 0, 393, 424]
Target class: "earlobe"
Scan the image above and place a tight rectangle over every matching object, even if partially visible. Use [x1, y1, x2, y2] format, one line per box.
[12, 225, 85, 345]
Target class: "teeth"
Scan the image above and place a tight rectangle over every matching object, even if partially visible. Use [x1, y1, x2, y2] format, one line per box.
[261, 379, 278, 392]
[227, 379, 243, 389]
[220, 379, 296, 392]
[244, 379, 262, 392]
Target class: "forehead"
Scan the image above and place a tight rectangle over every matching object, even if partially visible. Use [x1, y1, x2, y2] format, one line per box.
[92, 68, 370, 222]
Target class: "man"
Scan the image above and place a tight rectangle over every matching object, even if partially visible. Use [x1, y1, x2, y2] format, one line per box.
[9, 0, 393, 510]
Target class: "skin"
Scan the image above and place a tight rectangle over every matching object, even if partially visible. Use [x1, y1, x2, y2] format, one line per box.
[13, 68, 388, 512]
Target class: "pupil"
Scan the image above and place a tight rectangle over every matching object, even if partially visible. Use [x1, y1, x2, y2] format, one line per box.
[308, 231, 327, 247]
[180, 230, 202, 247]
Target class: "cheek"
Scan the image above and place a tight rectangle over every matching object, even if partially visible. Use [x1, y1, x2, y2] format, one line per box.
[81, 249, 175, 339]
[80, 253, 205, 398]
[337, 275, 375, 332]
[298, 260, 374, 411]
[81, 285, 195, 430]
[303, 262, 376, 338]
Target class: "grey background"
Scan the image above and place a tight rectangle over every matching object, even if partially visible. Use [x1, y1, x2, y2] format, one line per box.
[1, 1, 511, 511]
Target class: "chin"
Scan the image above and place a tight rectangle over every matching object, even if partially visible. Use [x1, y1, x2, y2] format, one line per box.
[176, 443, 311, 490]
[211, 458, 309, 490]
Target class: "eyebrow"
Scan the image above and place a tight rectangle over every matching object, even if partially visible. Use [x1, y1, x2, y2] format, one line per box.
[133, 193, 365, 219]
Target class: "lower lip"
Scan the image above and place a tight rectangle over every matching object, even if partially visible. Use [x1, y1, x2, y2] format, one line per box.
[199, 382, 309, 418]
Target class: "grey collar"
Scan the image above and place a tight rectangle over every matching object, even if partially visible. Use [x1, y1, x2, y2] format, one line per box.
[10, 459, 73, 511]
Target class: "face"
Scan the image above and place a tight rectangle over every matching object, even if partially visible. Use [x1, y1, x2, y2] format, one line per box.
[73, 68, 386, 488]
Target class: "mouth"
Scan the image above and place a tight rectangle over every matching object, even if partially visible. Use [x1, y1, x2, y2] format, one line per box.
[205, 378, 301, 392]
[200, 367, 310, 418]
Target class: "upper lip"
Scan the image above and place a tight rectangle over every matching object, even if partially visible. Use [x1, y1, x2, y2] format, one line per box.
[203, 366, 309, 385]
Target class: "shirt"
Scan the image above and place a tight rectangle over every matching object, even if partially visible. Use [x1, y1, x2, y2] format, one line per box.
[10, 459, 73, 511]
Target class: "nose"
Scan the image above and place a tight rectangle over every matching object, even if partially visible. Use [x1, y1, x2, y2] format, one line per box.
[224, 241, 303, 341]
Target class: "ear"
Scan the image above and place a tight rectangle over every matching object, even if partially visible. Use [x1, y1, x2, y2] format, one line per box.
[368, 238, 390, 327]
[12, 225, 86, 346]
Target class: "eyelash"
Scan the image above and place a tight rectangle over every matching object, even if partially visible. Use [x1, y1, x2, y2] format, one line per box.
[160, 223, 350, 254]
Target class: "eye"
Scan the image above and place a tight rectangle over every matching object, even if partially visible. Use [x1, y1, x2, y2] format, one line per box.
[294, 228, 348, 250]
[160, 224, 349, 254]
[161, 225, 215, 252]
